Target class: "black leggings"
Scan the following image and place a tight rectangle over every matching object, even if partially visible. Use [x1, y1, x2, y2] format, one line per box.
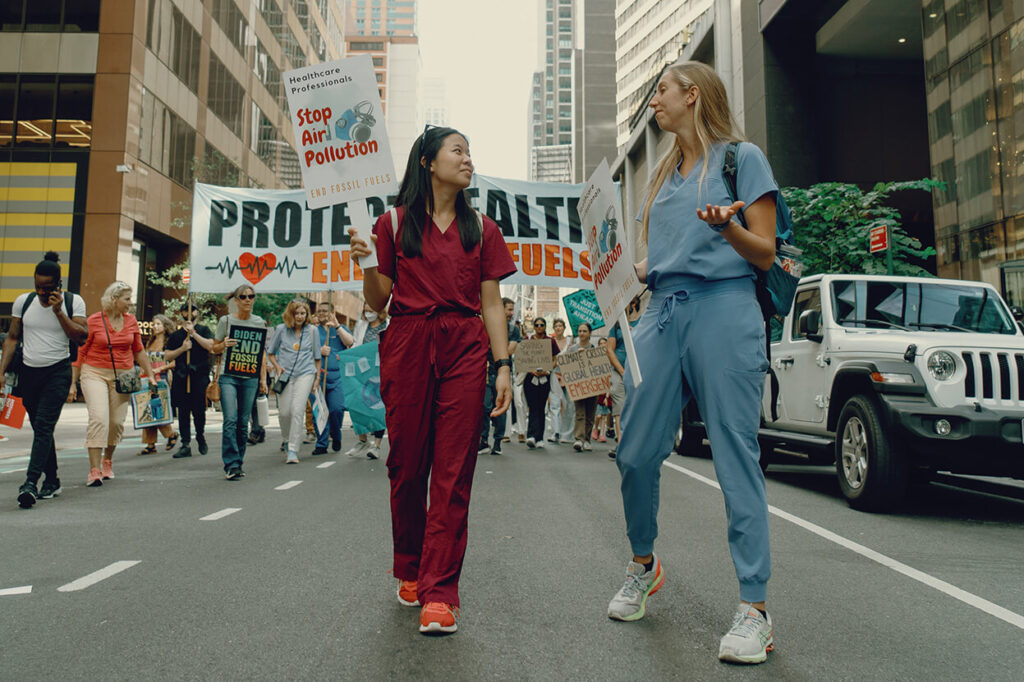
[171, 375, 209, 444]
[523, 376, 550, 442]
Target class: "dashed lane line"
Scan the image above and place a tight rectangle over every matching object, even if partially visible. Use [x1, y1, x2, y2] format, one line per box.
[316, 461, 336, 469]
[57, 561, 141, 593]
[662, 460, 1024, 631]
[274, 480, 303, 491]
[0, 585, 32, 596]
[200, 507, 242, 521]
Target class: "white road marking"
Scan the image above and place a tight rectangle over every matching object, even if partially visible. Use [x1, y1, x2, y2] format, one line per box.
[57, 561, 141, 593]
[0, 585, 32, 596]
[200, 507, 242, 521]
[274, 480, 303, 490]
[662, 460, 1024, 631]
[316, 461, 335, 469]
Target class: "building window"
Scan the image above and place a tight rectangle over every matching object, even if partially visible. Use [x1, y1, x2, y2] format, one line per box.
[3, 74, 94, 148]
[139, 89, 196, 187]
[350, 41, 384, 51]
[1, 0, 98, 32]
[146, 0, 200, 93]
[207, 54, 246, 139]
[210, 0, 248, 57]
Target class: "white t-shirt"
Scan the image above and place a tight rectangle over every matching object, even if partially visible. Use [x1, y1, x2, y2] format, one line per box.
[13, 292, 87, 367]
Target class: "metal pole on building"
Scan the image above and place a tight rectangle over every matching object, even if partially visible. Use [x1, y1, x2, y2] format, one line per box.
[887, 224, 894, 275]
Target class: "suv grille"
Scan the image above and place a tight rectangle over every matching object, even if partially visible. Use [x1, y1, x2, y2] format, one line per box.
[961, 351, 1024, 402]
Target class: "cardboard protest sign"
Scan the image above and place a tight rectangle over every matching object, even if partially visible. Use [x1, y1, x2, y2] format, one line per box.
[283, 55, 398, 210]
[189, 174, 601, 293]
[557, 347, 614, 400]
[338, 341, 385, 434]
[563, 289, 605, 336]
[514, 338, 554, 372]
[222, 326, 267, 379]
[130, 380, 173, 429]
[579, 159, 643, 386]
[0, 393, 26, 429]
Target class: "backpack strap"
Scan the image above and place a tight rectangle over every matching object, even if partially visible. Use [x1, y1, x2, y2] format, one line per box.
[389, 207, 400, 240]
[20, 292, 33, 318]
[722, 142, 746, 228]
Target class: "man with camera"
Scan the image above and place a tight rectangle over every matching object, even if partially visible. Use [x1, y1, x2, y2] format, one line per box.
[0, 252, 87, 508]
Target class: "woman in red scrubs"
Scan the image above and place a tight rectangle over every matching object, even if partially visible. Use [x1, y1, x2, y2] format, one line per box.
[350, 125, 516, 635]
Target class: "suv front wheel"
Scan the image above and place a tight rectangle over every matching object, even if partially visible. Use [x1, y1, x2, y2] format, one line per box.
[835, 394, 909, 512]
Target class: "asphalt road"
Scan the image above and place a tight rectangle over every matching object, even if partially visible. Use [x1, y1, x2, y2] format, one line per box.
[1, 419, 1022, 681]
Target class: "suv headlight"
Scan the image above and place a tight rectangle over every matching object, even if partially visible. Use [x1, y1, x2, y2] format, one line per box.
[927, 351, 957, 381]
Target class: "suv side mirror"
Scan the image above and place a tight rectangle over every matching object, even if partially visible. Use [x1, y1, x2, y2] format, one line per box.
[799, 309, 822, 342]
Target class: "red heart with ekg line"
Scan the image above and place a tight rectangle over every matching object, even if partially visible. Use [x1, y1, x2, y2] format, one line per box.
[238, 252, 277, 285]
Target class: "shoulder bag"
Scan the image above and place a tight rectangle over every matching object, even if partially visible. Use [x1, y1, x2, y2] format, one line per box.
[102, 313, 142, 394]
[271, 325, 305, 394]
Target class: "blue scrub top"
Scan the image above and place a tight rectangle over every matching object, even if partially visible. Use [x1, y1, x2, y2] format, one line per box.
[646, 141, 779, 291]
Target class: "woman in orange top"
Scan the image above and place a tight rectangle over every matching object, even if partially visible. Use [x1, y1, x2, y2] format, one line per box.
[72, 281, 158, 486]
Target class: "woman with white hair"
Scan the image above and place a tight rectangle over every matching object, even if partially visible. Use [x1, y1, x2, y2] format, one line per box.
[72, 281, 158, 486]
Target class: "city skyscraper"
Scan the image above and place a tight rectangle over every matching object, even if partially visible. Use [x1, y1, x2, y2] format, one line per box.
[345, 0, 421, 174]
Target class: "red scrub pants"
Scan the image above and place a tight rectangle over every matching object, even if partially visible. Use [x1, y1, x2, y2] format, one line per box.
[379, 312, 488, 607]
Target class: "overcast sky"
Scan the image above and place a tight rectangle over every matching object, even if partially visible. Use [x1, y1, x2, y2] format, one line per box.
[417, 0, 540, 181]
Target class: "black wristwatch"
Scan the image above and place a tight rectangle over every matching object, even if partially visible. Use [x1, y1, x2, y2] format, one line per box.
[494, 358, 513, 370]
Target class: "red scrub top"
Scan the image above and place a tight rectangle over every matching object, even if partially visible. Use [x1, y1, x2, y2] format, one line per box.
[373, 207, 517, 316]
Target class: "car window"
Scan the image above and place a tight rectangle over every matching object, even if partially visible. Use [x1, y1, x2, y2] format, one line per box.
[791, 288, 821, 341]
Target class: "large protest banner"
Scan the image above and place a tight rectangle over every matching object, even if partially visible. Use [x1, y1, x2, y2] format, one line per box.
[338, 341, 385, 434]
[557, 348, 614, 400]
[514, 338, 554, 372]
[562, 289, 605, 335]
[222, 326, 267, 379]
[189, 175, 596, 293]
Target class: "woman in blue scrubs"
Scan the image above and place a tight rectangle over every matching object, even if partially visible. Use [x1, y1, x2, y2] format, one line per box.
[605, 61, 779, 666]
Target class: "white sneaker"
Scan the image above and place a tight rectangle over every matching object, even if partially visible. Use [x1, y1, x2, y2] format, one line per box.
[573, 440, 583, 451]
[303, 432, 316, 444]
[285, 452, 299, 464]
[582, 441, 592, 451]
[346, 441, 368, 457]
[526, 437, 536, 449]
[718, 603, 774, 664]
[607, 556, 664, 621]
[366, 444, 380, 460]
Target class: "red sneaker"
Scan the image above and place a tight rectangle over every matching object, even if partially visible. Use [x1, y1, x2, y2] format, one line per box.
[101, 459, 114, 480]
[419, 602, 459, 634]
[397, 579, 419, 607]
[87, 468, 103, 487]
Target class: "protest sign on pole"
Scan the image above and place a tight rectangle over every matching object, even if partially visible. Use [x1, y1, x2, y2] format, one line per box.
[579, 159, 643, 386]
[221, 326, 267, 379]
[556, 347, 614, 400]
[514, 338, 554, 372]
[283, 54, 397, 268]
[562, 289, 605, 336]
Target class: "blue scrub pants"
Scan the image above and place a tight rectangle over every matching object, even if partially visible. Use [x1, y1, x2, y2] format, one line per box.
[313, 374, 345, 449]
[617, 278, 771, 603]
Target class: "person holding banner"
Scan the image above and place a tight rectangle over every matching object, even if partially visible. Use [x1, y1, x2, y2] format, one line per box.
[137, 314, 179, 456]
[562, 322, 598, 452]
[345, 302, 389, 459]
[73, 281, 159, 486]
[605, 61, 779, 665]
[311, 301, 353, 455]
[164, 302, 214, 458]
[545, 318, 574, 444]
[523, 318, 560, 449]
[211, 285, 268, 481]
[267, 299, 321, 464]
[349, 125, 516, 636]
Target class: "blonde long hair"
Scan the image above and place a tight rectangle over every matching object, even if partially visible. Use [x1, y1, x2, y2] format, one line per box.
[100, 281, 133, 314]
[640, 61, 746, 243]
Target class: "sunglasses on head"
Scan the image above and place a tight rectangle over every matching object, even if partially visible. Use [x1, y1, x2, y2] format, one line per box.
[236, 293, 255, 300]
[418, 123, 439, 158]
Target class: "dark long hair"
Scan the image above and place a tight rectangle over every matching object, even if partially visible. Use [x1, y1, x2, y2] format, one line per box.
[395, 126, 480, 258]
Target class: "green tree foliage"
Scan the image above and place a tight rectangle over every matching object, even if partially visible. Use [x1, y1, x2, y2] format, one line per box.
[781, 179, 943, 277]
